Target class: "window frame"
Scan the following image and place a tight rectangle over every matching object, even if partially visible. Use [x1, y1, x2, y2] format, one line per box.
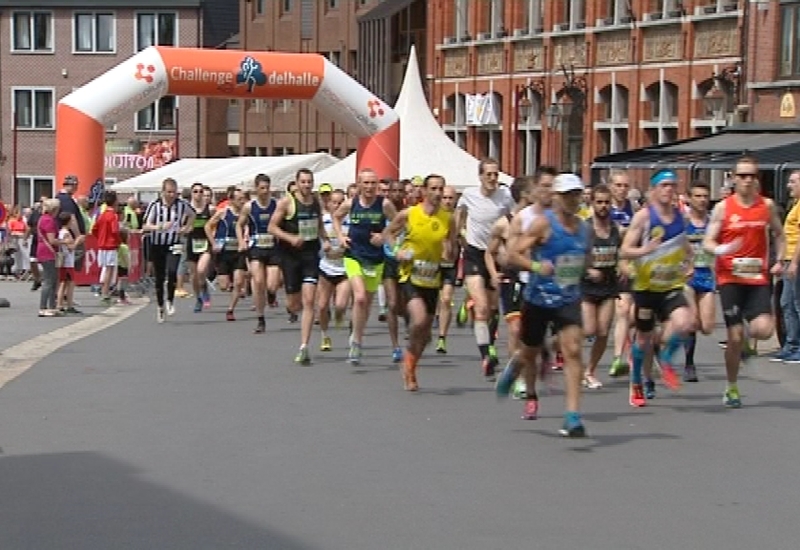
[135, 96, 177, 132]
[11, 86, 56, 131]
[134, 11, 179, 52]
[72, 11, 117, 54]
[780, 3, 800, 78]
[327, 0, 339, 10]
[10, 10, 54, 54]
[14, 175, 55, 208]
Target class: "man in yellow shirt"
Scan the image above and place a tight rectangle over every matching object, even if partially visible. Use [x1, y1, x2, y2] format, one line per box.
[384, 174, 457, 391]
[778, 171, 800, 362]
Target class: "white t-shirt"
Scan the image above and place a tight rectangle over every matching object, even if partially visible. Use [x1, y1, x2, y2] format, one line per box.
[319, 212, 348, 277]
[58, 228, 75, 268]
[515, 205, 540, 285]
[457, 186, 515, 250]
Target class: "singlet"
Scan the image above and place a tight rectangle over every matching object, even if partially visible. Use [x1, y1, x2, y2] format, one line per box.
[279, 194, 322, 255]
[189, 203, 211, 254]
[398, 204, 452, 289]
[456, 186, 514, 250]
[716, 195, 770, 286]
[516, 205, 540, 285]
[582, 218, 621, 293]
[524, 210, 588, 308]
[686, 215, 715, 293]
[632, 205, 687, 293]
[611, 199, 635, 229]
[319, 212, 349, 277]
[214, 208, 240, 252]
[249, 198, 277, 250]
[346, 196, 386, 265]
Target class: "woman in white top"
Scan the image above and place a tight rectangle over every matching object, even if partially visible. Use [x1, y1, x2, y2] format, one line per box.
[317, 189, 351, 352]
[56, 212, 78, 313]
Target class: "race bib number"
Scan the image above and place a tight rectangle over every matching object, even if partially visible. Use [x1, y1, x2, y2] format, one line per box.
[693, 243, 713, 269]
[171, 243, 183, 256]
[651, 264, 682, 287]
[298, 219, 318, 241]
[591, 245, 617, 268]
[255, 234, 274, 249]
[192, 238, 209, 254]
[411, 260, 440, 286]
[222, 238, 238, 251]
[554, 254, 584, 287]
[732, 257, 763, 279]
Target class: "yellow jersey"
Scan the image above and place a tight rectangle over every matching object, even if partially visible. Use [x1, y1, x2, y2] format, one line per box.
[578, 205, 593, 221]
[398, 205, 451, 288]
[784, 201, 800, 260]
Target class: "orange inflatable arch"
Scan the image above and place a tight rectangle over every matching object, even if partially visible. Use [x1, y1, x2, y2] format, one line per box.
[55, 47, 400, 196]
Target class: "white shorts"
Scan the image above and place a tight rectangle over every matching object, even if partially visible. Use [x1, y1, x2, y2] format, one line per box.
[98, 250, 118, 268]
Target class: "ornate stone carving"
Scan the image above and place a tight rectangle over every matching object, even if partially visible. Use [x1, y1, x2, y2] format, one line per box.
[477, 44, 505, 75]
[694, 20, 739, 58]
[596, 32, 632, 66]
[552, 37, 587, 67]
[443, 48, 468, 78]
[642, 26, 683, 62]
[513, 41, 544, 72]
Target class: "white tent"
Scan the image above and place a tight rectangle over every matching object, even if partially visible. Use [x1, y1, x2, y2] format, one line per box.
[110, 152, 338, 193]
[313, 45, 513, 190]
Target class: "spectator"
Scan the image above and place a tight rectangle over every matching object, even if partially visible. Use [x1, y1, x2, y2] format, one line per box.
[92, 190, 121, 304]
[56, 175, 87, 271]
[56, 212, 78, 314]
[36, 199, 63, 317]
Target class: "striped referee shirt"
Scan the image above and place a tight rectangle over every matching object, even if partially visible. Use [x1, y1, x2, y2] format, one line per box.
[144, 197, 193, 246]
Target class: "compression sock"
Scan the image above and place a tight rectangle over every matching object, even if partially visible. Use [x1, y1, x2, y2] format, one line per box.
[488, 310, 500, 346]
[662, 333, 684, 362]
[631, 340, 645, 385]
[475, 320, 490, 359]
[685, 332, 697, 366]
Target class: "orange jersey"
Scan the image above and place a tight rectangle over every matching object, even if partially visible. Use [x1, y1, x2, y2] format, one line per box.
[716, 195, 770, 286]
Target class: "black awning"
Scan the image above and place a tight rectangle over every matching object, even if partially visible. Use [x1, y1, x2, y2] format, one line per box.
[591, 126, 800, 171]
[358, 0, 415, 22]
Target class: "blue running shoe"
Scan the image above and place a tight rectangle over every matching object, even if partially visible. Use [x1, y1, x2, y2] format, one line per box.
[495, 358, 517, 399]
[392, 347, 403, 363]
[559, 412, 586, 438]
[193, 298, 203, 313]
[644, 379, 656, 400]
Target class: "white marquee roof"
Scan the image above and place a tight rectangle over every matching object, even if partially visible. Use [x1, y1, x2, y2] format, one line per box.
[314, 45, 513, 191]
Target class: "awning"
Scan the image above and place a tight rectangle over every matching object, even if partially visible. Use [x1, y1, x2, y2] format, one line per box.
[591, 125, 800, 171]
[358, 0, 415, 22]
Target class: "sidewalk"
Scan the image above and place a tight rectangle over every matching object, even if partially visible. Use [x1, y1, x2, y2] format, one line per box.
[0, 281, 127, 352]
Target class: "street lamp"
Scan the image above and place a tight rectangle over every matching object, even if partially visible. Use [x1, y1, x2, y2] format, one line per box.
[704, 84, 726, 120]
[518, 95, 532, 121]
[512, 80, 545, 175]
[545, 103, 560, 130]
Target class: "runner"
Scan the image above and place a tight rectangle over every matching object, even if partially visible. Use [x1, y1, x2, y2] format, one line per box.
[269, 168, 328, 364]
[620, 169, 695, 407]
[237, 174, 281, 334]
[683, 180, 716, 381]
[333, 168, 398, 365]
[317, 189, 351, 351]
[456, 158, 515, 380]
[206, 187, 247, 321]
[384, 174, 456, 391]
[581, 184, 621, 389]
[186, 182, 213, 313]
[435, 184, 459, 353]
[505, 173, 588, 437]
[378, 179, 407, 361]
[706, 156, 784, 408]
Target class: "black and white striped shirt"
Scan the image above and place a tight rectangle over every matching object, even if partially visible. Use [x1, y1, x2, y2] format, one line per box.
[144, 198, 193, 246]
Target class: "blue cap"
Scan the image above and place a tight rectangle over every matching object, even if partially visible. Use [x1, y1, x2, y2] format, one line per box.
[650, 169, 678, 187]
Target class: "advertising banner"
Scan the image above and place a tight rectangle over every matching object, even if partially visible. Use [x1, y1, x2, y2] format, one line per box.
[74, 232, 142, 286]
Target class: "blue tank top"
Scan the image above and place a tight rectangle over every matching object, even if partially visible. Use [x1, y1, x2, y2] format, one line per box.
[524, 210, 589, 308]
[346, 196, 386, 264]
[214, 208, 238, 240]
[249, 198, 277, 249]
[686, 215, 714, 292]
[611, 200, 634, 228]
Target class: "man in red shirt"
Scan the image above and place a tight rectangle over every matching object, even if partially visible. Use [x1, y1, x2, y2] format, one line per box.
[92, 190, 121, 304]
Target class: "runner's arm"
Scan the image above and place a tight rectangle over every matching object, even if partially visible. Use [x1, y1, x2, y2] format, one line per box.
[180, 201, 196, 234]
[444, 212, 458, 264]
[141, 202, 160, 232]
[702, 201, 725, 255]
[331, 199, 352, 244]
[383, 208, 409, 248]
[235, 203, 250, 247]
[267, 197, 294, 244]
[619, 209, 653, 260]
[484, 219, 506, 284]
[767, 198, 786, 264]
[205, 208, 223, 242]
[508, 216, 548, 272]
[382, 199, 398, 221]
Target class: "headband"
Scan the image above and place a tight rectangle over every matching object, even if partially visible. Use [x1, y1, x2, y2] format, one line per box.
[650, 170, 677, 187]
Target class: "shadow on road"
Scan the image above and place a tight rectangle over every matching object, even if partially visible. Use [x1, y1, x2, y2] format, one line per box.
[0, 452, 316, 550]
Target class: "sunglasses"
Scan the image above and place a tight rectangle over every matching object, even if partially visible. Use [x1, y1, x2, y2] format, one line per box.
[736, 173, 758, 178]
[192, 189, 202, 194]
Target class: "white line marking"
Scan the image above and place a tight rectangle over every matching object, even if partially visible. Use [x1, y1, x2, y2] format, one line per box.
[0, 298, 149, 390]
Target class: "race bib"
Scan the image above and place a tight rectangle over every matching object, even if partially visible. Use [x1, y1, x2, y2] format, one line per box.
[192, 238, 209, 254]
[411, 260, 440, 286]
[591, 245, 617, 268]
[361, 263, 378, 278]
[693, 243, 713, 268]
[298, 219, 318, 241]
[554, 254, 584, 287]
[732, 257, 763, 279]
[170, 243, 184, 256]
[651, 264, 682, 287]
[222, 238, 238, 251]
[255, 234, 274, 249]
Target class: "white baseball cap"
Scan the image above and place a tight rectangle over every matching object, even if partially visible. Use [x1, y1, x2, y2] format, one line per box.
[553, 173, 584, 193]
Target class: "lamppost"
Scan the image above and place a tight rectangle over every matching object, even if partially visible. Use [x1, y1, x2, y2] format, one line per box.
[556, 64, 588, 173]
[513, 80, 544, 176]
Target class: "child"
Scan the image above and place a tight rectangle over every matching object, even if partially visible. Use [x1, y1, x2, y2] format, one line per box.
[56, 212, 78, 314]
[117, 228, 130, 305]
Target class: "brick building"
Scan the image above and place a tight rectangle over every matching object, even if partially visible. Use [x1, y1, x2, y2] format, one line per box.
[0, 0, 237, 207]
[428, 0, 746, 181]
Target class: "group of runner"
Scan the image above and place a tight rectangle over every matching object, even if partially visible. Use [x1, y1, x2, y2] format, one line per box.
[141, 155, 783, 438]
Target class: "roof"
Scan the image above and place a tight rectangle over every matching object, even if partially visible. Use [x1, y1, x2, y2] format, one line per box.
[592, 125, 800, 171]
[358, 0, 415, 22]
[313, 45, 513, 191]
[0, 0, 201, 5]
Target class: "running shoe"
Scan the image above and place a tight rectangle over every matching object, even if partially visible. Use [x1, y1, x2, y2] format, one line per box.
[741, 341, 757, 362]
[156, 307, 165, 324]
[629, 383, 646, 407]
[644, 379, 656, 400]
[392, 347, 403, 363]
[609, 356, 629, 378]
[65, 307, 82, 315]
[512, 379, 527, 400]
[226, 310, 235, 322]
[254, 320, 265, 334]
[495, 358, 517, 399]
[582, 373, 603, 389]
[482, 356, 497, 382]
[194, 298, 203, 313]
[552, 351, 564, 371]
[657, 349, 681, 390]
[559, 412, 586, 438]
[723, 386, 742, 408]
[435, 337, 447, 354]
[294, 347, 311, 365]
[321, 336, 332, 352]
[287, 312, 299, 323]
[348, 342, 362, 365]
[522, 399, 538, 420]
[456, 302, 469, 327]
[783, 351, 800, 364]
[166, 301, 176, 316]
[378, 307, 387, 322]
[488, 345, 498, 362]
[202, 291, 211, 309]
[768, 348, 793, 362]
[683, 364, 699, 383]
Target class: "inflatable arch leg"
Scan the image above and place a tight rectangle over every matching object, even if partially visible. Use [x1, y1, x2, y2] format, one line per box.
[55, 46, 400, 196]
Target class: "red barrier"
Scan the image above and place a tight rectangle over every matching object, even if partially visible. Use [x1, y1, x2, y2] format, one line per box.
[74, 232, 142, 286]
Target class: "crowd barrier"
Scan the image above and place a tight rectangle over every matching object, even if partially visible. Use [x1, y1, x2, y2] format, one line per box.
[74, 233, 143, 286]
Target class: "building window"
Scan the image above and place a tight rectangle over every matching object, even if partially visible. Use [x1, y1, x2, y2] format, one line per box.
[256, 0, 265, 15]
[648, 0, 679, 19]
[15, 176, 54, 208]
[526, 0, 543, 33]
[455, 0, 469, 39]
[13, 88, 54, 130]
[282, 0, 292, 14]
[11, 11, 53, 52]
[74, 13, 115, 53]
[780, 4, 800, 77]
[136, 13, 177, 51]
[558, 0, 586, 30]
[136, 96, 176, 131]
[328, 0, 339, 9]
[479, 0, 504, 37]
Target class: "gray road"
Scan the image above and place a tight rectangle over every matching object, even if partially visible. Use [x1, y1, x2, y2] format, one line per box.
[1, 291, 800, 550]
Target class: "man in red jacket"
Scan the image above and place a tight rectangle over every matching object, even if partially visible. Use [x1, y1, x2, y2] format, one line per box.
[92, 190, 121, 305]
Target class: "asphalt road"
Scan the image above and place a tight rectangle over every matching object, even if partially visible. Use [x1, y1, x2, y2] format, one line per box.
[1, 291, 800, 550]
